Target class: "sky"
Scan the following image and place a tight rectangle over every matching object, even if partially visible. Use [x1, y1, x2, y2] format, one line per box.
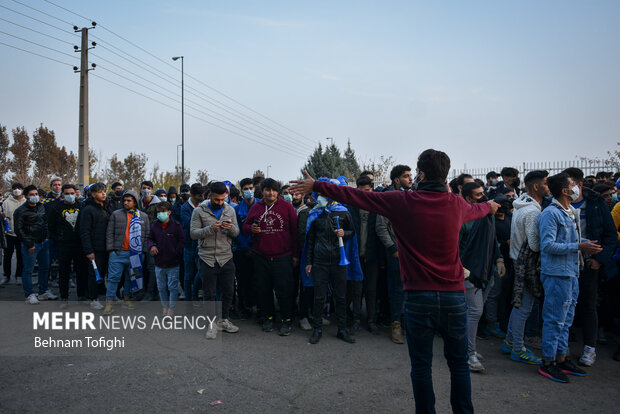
[1, 0, 618, 184]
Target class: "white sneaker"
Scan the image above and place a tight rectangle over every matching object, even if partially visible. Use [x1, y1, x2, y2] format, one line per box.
[322, 317, 331, 326]
[217, 318, 239, 333]
[90, 300, 104, 310]
[299, 317, 312, 331]
[37, 290, 58, 301]
[15, 277, 21, 285]
[70, 280, 76, 288]
[0, 277, 8, 285]
[205, 326, 217, 340]
[25, 293, 40, 305]
[475, 352, 485, 362]
[468, 353, 485, 373]
[579, 345, 596, 367]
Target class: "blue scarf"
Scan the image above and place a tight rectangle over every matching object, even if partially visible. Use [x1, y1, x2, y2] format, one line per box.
[127, 209, 143, 292]
[300, 200, 363, 286]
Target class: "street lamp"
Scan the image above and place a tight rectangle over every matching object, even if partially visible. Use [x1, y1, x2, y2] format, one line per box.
[267, 164, 272, 178]
[172, 56, 184, 184]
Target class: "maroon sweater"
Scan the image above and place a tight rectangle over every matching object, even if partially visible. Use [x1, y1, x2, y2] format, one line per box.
[242, 198, 299, 259]
[313, 181, 491, 291]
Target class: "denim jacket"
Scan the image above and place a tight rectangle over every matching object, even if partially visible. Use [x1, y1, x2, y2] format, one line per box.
[539, 200, 586, 277]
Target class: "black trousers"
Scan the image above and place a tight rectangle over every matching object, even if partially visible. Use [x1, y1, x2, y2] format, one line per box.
[253, 253, 294, 320]
[577, 265, 599, 347]
[200, 259, 235, 320]
[346, 280, 363, 321]
[58, 243, 88, 300]
[312, 263, 347, 329]
[3, 234, 23, 279]
[87, 251, 108, 300]
[361, 258, 379, 323]
[233, 250, 255, 310]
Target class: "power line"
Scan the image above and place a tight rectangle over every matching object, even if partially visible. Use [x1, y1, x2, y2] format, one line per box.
[0, 4, 78, 37]
[0, 16, 74, 45]
[41, 0, 315, 147]
[9, 0, 73, 26]
[91, 73, 306, 159]
[0, 40, 73, 66]
[90, 51, 312, 154]
[0, 29, 78, 60]
[94, 64, 307, 156]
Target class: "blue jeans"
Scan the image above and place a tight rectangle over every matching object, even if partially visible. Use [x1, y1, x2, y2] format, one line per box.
[155, 266, 180, 310]
[21, 241, 50, 298]
[387, 255, 404, 323]
[540, 274, 579, 362]
[106, 251, 134, 300]
[183, 247, 200, 301]
[404, 290, 473, 414]
[506, 289, 536, 350]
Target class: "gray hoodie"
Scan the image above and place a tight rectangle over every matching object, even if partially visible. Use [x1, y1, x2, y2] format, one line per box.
[1, 195, 26, 237]
[509, 192, 542, 260]
[190, 200, 239, 267]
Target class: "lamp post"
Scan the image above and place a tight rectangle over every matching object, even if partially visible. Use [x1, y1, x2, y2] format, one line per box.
[267, 164, 272, 178]
[172, 56, 184, 184]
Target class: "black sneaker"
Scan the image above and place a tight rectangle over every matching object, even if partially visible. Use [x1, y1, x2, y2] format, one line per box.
[279, 319, 292, 336]
[538, 362, 569, 383]
[349, 320, 360, 335]
[558, 359, 586, 377]
[368, 322, 380, 335]
[309, 328, 322, 344]
[337, 329, 356, 344]
[262, 317, 273, 332]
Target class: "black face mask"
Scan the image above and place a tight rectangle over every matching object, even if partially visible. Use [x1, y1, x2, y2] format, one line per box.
[478, 194, 489, 203]
[292, 200, 301, 207]
[115, 190, 123, 197]
[512, 177, 520, 187]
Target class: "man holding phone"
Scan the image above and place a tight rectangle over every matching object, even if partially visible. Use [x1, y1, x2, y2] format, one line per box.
[190, 181, 240, 339]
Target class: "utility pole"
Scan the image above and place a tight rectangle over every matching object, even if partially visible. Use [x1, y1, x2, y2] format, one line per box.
[172, 56, 185, 185]
[73, 22, 96, 189]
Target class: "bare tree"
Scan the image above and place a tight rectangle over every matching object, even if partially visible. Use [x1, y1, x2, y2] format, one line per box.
[9, 126, 31, 185]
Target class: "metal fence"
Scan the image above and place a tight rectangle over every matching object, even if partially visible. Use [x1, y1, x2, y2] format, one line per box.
[449, 160, 619, 181]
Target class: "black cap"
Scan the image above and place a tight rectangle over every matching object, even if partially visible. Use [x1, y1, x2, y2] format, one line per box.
[486, 171, 499, 179]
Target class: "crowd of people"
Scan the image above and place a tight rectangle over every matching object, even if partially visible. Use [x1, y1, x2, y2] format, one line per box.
[1, 152, 619, 401]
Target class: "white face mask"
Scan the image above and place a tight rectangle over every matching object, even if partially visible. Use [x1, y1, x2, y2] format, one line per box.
[28, 195, 40, 204]
[12, 189, 22, 196]
[160, 196, 167, 202]
[569, 185, 580, 202]
[64, 194, 76, 204]
[316, 195, 329, 208]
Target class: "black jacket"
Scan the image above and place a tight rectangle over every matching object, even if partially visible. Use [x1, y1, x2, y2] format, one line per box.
[78, 197, 111, 254]
[306, 209, 354, 266]
[14, 202, 48, 248]
[349, 206, 381, 262]
[107, 193, 124, 212]
[48, 200, 84, 246]
[581, 186, 618, 281]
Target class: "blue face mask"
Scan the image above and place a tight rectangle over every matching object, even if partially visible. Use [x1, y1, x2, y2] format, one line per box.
[613, 193, 618, 203]
[316, 195, 329, 208]
[64, 194, 76, 204]
[157, 212, 169, 222]
[243, 190, 253, 200]
[28, 195, 40, 204]
[283, 194, 293, 203]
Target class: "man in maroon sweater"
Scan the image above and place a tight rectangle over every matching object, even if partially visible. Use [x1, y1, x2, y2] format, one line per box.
[242, 178, 299, 336]
[292, 149, 499, 414]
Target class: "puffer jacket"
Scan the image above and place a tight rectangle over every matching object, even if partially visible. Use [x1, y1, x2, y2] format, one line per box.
[14, 202, 48, 248]
[106, 190, 150, 252]
[305, 209, 353, 266]
[78, 197, 111, 254]
[190, 200, 239, 266]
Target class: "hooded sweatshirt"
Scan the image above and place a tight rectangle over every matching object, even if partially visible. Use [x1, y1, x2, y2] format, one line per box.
[242, 198, 299, 258]
[509, 192, 543, 260]
[1, 195, 26, 237]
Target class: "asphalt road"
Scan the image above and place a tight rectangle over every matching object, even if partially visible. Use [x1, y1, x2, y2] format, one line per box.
[1, 282, 619, 413]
